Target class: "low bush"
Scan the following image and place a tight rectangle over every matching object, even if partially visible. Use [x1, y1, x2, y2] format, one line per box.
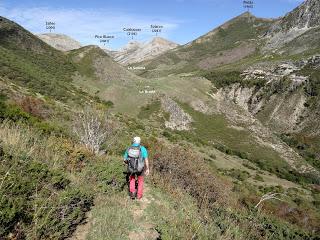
[0, 149, 93, 239]
[204, 71, 242, 88]
[138, 100, 161, 119]
[204, 70, 267, 89]
[280, 133, 320, 171]
[223, 168, 251, 181]
[150, 139, 233, 208]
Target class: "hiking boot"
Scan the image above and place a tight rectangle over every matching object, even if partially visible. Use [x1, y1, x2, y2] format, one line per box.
[130, 192, 136, 200]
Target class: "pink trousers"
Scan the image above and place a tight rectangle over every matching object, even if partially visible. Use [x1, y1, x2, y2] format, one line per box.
[129, 175, 144, 199]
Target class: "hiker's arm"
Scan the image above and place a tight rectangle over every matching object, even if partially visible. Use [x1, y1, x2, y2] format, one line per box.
[145, 158, 150, 176]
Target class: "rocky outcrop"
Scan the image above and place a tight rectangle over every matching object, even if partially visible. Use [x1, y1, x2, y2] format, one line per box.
[275, 0, 320, 31]
[214, 56, 320, 133]
[37, 33, 82, 51]
[209, 65, 318, 175]
[264, 0, 320, 51]
[161, 96, 192, 131]
[111, 37, 178, 65]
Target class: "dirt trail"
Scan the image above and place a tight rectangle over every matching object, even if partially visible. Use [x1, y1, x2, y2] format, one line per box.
[128, 184, 160, 240]
[69, 211, 92, 240]
[69, 184, 159, 240]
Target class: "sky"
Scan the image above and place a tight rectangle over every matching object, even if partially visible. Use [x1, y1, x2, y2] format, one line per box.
[0, 0, 304, 50]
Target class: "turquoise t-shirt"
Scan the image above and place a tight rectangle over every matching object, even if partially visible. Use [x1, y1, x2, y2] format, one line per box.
[123, 143, 148, 161]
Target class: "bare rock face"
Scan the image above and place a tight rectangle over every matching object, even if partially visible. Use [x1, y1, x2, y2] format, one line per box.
[214, 56, 320, 134]
[111, 37, 178, 65]
[161, 96, 192, 131]
[277, 0, 320, 31]
[37, 33, 82, 51]
[264, 0, 320, 51]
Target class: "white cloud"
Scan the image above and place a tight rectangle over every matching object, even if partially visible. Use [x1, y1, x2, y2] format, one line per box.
[0, 6, 180, 50]
[280, 0, 304, 3]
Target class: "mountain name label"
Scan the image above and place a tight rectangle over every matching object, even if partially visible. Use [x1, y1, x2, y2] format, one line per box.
[95, 34, 115, 44]
[123, 28, 141, 37]
[46, 21, 55, 32]
[151, 25, 163, 33]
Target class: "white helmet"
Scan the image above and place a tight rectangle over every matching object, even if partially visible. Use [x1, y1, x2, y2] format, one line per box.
[133, 136, 141, 145]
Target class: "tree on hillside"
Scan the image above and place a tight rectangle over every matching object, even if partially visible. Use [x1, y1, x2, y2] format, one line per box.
[72, 108, 117, 154]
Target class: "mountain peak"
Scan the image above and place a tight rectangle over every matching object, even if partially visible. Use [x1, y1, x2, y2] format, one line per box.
[120, 41, 143, 52]
[111, 37, 178, 65]
[150, 37, 178, 47]
[237, 11, 255, 19]
[37, 33, 82, 51]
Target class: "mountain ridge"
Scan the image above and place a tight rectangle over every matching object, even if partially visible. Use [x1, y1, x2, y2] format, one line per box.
[111, 36, 179, 65]
[37, 33, 82, 51]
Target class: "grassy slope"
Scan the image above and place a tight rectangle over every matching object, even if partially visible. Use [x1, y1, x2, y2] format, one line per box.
[0, 17, 91, 103]
[138, 13, 273, 77]
[69, 46, 155, 114]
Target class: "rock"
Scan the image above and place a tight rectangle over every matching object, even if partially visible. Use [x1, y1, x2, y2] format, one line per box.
[264, 0, 320, 51]
[37, 33, 82, 51]
[161, 96, 192, 131]
[308, 55, 320, 68]
[274, 63, 298, 76]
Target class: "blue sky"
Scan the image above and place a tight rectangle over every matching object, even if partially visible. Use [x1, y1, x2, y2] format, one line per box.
[0, 0, 304, 50]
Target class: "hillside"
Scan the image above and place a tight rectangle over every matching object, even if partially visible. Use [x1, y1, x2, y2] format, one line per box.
[37, 33, 82, 51]
[111, 37, 178, 65]
[0, 16, 88, 102]
[264, 0, 320, 52]
[68, 45, 155, 113]
[140, 1, 320, 77]
[139, 13, 274, 77]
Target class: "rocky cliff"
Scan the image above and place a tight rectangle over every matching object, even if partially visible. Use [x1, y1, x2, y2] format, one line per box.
[264, 0, 320, 51]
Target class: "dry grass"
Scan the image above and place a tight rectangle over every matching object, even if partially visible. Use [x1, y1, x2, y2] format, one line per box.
[0, 120, 93, 170]
[149, 139, 234, 208]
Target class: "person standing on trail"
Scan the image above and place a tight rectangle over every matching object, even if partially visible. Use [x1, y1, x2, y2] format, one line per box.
[123, 136, 150, 200]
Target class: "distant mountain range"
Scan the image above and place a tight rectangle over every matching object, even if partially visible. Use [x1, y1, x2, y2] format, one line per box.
[141, 0, 320, 76]
[35, 33, 179, 65]
[109, 37, 179, 65]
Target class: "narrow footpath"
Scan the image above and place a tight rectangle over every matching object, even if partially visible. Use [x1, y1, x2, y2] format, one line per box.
[128, 185, 160, 240]
[70, 184, 159, 240]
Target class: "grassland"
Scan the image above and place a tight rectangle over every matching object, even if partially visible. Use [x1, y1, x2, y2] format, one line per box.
[138, 14, 273, 78]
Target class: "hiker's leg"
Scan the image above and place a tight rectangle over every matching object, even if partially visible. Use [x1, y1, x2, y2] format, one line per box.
[137, 175, 144, 199]
[129, 175, 136, 194]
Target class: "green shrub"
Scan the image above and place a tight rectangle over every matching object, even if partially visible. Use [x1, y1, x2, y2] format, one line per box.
[138, 100, 161, 119]
[204, 71, 242, 88]
[223, 168, 251, 181]
[280, 133, 320, 171]
[254, 174, 264, 182]
[0, 153, 94, 239]
[85, 157, 127, 193]
[204, 70, 267, 89]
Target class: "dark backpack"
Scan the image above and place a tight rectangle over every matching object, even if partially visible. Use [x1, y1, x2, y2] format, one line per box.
[127, 146, 144, 174]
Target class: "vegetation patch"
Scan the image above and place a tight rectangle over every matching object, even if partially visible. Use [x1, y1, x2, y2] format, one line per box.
[204, 70, 267, 89]
[280, 133, 320, 171]
[222, 168, 251, 181]
[138, 100, 161, 119]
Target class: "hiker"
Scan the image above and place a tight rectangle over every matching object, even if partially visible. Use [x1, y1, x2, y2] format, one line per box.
[123, 136, 150, 200]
